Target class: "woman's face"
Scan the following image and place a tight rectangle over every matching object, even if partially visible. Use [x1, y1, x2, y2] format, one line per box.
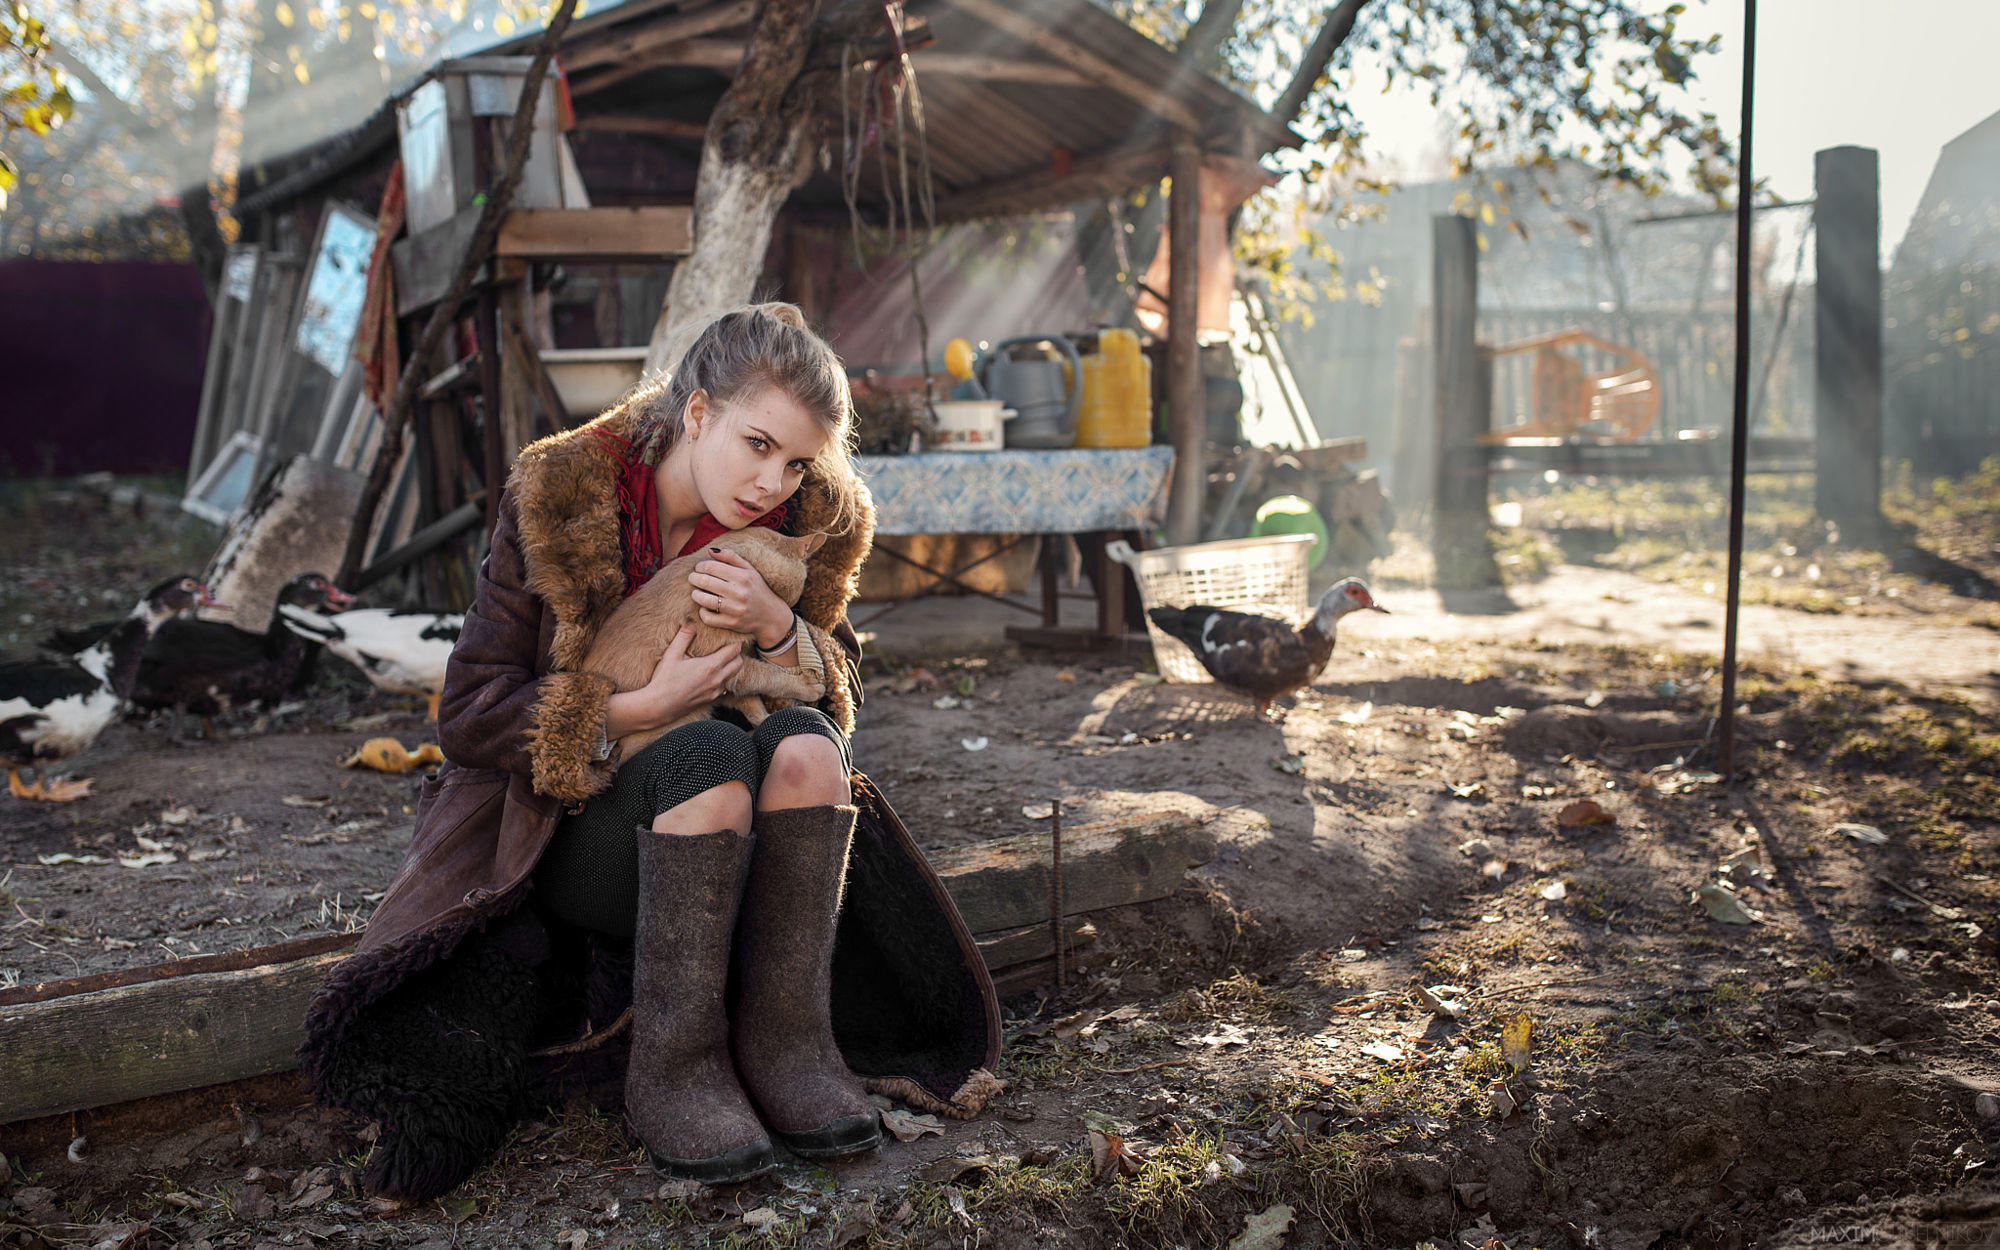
[682, 384, 831, 527]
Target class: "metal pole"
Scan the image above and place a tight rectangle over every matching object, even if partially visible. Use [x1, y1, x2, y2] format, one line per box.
[1719, 0, 1757, 778]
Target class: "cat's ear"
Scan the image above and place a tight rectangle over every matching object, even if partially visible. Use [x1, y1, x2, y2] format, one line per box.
[800, 531, 829, 557]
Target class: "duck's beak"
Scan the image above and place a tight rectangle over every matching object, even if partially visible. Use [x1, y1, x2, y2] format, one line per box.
[1368, 602, 1390, 614]
[196, 584, 226, 609]
[324, 586, 358, 610]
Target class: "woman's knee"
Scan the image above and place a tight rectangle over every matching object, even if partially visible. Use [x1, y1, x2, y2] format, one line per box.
[758, 733, 850, 808]
[653, 779, 752, 835]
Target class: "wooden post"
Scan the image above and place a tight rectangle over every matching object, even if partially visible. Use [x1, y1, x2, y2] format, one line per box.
[1165, 136, 1204, 547]
[1813, 145, 1883, 538]
[475, 290, 506, 538]
[1431, 215, 1498, 587]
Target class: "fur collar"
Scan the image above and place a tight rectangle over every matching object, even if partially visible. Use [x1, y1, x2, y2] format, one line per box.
[507, 400, 876, 673]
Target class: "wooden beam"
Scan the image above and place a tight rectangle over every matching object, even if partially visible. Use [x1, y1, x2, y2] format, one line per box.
[0, 814, 1214, 1124]
[932, 137, 1169, 222]
[974, 918, 1100, 970]
[561, 0, 755, 72]
[495, 206, 694, 259]
[934, 0, 1203, 132]
[1812, 145, 1883, 536]
[907, 51, 1093, 86]
[928, 811, 1217, 934]
[0, 949, 351, 1123]
[573, 114, 709, 141]
[571, 38, 745, 96]
[1165, 134, 1204, 546]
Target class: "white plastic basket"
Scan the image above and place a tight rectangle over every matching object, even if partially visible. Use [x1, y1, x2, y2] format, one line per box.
[1108, 533, 1316, 684]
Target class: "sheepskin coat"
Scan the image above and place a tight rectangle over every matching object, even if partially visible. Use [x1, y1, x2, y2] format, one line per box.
[299, 402, 1004, 1121]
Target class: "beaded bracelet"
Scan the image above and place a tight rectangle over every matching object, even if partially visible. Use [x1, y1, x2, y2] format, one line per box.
[756, 613, 799, 658]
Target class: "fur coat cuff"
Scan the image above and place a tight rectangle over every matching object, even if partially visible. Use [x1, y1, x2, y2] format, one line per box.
[528, 670, 617, 802]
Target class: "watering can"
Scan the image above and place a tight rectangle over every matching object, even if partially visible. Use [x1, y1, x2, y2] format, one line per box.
[977, 335, 1084, 449]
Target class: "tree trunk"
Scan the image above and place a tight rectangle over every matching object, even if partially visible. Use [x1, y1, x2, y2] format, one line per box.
[642, 0, 823, 377]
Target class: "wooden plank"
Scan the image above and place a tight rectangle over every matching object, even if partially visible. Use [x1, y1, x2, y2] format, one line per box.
[974, 917, 1099, 971]
[929, 811, 1217, 934]
[391, 203, 488, 317]
[935, 0, 1201, 133]
[1431, 214, 1497, 586]
[0, 815, 1214, 1124]
[0, 951, 350, 1123]
[561, 0, 755, 72]
[495, 207, 693, 259]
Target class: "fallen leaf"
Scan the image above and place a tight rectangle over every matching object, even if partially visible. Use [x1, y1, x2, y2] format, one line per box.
[1487, 1081, 1518, 1118]
[961, 736, 988, 752]
[878, 1106, 946, 1141]
[1833, 822, 1888, 845]
[1194, 1022, 1252, 1048]
[1414, 916, 1444, 931]
[1228, 1202, 1296, 1250]
[1540, 880, 1568, 901]
[1087, 1128, 1142, 1181]
[556, 1229, 590, 1250]
[117, 851, 178, 869]
[37, 852, 111, 866]
[1501, 1014, 1533, 1073]
[1558, 800, 1616, 827]
[1412, 984, 1465, 1020]
[741, 1208, 781, 1231]
[1447, 781, 1485, 799]
[1583, 690, 1606, 708]
[932, 694, 962, 710]
[1056, 669, 1077, 683]
[158, 805, 195, 825]
[1271, 753, 1305, 774]
[1335, 701, 1373, 725]
[1693, 882, 1762, 924]
[281, 795, 331, 808]
[339, 738, 444, 773]
[1022, 803, 1054, 820]
[830, 1207, 878, 1248]
[1360, 1041, 1404, 1063]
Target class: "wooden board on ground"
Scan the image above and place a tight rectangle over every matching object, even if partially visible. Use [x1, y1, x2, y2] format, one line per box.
[929, 810, 1217, 934]
[0, 812, 1215, 1125]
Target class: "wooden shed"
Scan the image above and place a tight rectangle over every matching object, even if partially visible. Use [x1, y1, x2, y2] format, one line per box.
[189, 0, 1295, 607]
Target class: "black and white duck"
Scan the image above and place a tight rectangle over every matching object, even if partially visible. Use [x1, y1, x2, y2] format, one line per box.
[1147, 577, 1388, 721]
[41, 572, 207, 656]
[277, 605, 463, 720]
[2, 576, 214, 800]
[129, 572, 357, 737]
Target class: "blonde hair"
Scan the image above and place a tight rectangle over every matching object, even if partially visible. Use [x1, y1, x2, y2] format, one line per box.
[635, 302, 863, 535]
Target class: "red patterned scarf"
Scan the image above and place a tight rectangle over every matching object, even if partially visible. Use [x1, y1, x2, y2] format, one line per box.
[596, 429, 788, 598]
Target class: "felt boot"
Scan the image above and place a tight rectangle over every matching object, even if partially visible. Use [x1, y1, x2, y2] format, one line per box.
[625, 826, 776, 1184]
[731, 804, 884, 1160]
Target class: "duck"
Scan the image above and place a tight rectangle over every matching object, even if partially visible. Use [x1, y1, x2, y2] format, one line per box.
[129, 572, 356, 738]
[2, 576, 214, 800]
[1146, 577, 1389, 721]
[277, 605, 462, 720]
[40, 572, 207, 656]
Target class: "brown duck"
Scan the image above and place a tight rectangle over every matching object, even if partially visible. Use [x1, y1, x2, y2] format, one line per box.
[1147, 577, 1388, 720]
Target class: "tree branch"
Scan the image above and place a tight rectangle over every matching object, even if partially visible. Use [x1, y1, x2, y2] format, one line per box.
[1272, 0, 1369, 128]
[1177, 0, 1246, 72]
[335, 0, 582, 588]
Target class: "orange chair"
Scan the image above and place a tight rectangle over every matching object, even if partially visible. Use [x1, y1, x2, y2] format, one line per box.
[1478, 329, 1660, 444]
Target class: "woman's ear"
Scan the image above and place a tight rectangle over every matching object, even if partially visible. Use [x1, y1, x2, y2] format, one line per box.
[683, 390, 709, 440]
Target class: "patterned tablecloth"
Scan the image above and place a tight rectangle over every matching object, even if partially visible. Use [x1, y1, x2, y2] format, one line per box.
[854, 446, 1175, 537]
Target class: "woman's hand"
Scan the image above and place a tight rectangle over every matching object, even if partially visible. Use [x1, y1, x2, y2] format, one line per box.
[604, 625, 745, 737]
[687, 547, 793, 650]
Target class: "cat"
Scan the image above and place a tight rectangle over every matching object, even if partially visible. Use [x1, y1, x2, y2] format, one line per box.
[582, 527, 829, 766]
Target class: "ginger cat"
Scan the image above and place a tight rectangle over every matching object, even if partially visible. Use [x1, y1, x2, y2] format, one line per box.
[583, 527, 829, 765]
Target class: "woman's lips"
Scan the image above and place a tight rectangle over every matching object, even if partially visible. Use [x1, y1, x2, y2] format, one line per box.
[735, 498, 761, 519]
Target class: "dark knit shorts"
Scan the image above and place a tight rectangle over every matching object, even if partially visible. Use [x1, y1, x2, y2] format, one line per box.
[531, 706, 850, 937]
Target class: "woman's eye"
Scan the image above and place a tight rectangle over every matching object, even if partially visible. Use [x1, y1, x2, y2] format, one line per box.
[748, 436, 769, 451]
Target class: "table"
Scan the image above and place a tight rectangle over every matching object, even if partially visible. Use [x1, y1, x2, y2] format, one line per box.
[852, 446, 1175, 648]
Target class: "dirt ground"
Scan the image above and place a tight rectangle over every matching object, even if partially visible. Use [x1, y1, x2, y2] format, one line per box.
[6, 481, 2000, 1250]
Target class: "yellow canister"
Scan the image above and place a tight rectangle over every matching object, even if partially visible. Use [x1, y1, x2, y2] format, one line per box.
[1073, 328, 1153, 448]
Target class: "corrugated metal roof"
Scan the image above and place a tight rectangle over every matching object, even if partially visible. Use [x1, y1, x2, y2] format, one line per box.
[242, 0, 1294, 220]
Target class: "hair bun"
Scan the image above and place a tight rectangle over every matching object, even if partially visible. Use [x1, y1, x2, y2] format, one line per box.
[748, 301, 808, 330]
